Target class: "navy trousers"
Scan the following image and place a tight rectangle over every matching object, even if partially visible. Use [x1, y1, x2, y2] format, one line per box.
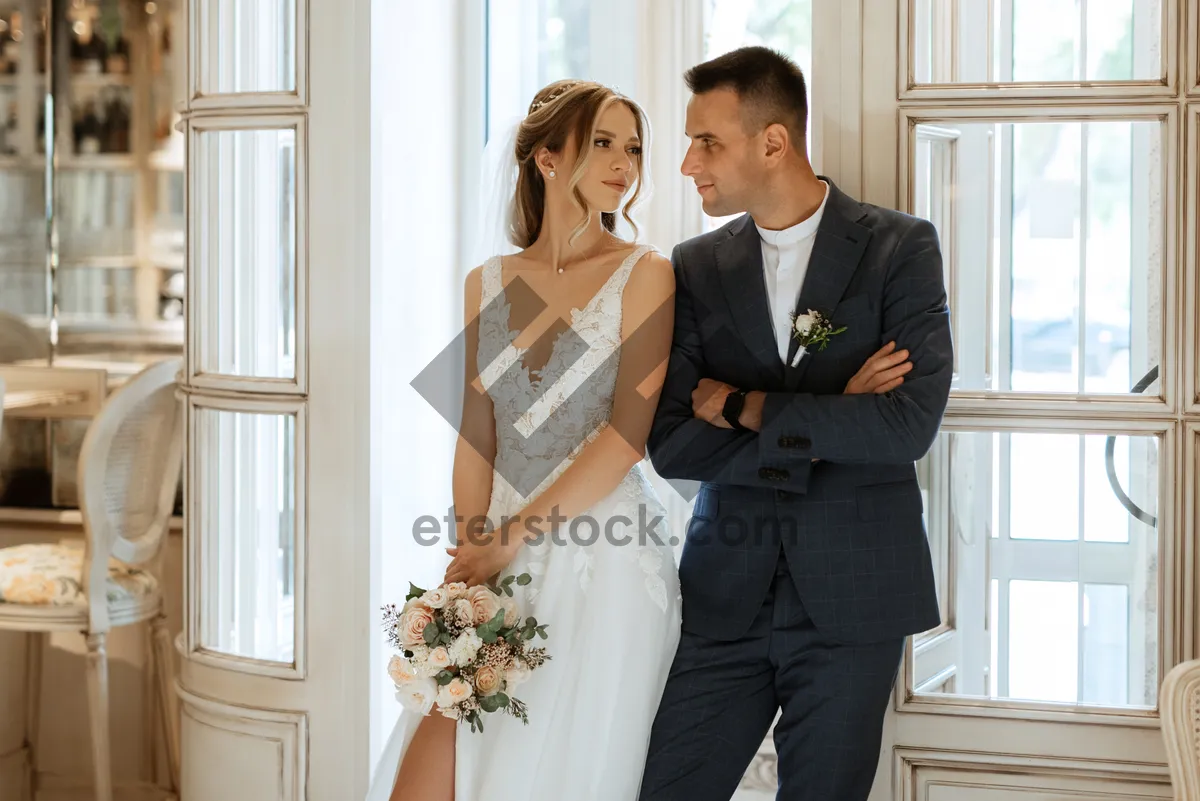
[638, 554, 904, 800]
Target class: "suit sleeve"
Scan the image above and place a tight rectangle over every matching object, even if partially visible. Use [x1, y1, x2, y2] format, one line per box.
[758, 218, 952, 466]
[647, 244, 813, 492]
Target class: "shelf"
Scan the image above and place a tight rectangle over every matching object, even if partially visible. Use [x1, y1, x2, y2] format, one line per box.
[0, 505, 183, 532]
[69, 72, 133, 88]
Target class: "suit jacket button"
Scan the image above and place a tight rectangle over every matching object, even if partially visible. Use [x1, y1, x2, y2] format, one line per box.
[758, 467, 772, 480]
[798, 437, 812, 449]
[778, 436, 792, 448]
[775, 469, 789, 482]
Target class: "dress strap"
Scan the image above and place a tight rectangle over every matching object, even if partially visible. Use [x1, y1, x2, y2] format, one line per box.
[479, 255, 503, 313]
[605, 244, 657, 299]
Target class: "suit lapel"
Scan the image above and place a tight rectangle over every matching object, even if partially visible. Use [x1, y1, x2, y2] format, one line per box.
[715, 215, 784, 380]
[784, 180, 872, 390]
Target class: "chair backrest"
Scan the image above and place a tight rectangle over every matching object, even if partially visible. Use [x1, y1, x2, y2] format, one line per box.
[0, 311, 49, 364]
[1161, 659, 1200, 799]
[78, 358, 183, 628]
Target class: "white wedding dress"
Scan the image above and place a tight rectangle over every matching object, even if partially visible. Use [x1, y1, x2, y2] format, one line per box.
[367, 244, 682, 801]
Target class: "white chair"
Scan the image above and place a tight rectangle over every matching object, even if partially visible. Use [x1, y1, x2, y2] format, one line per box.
[0, 358, 183, 801]
[1161, 659, 1200, 799]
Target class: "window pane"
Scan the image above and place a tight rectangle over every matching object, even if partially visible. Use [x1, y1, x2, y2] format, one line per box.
[1008, 579, 1078, 703]
[0, 167, 45, 316]
[1009, 432, 1077, 541]
[912, 0, 1161, 84]
[914, 429, 1159, 708]
[1083, 583, 1129, 705]
[910, 118, 1162, 396]
[702, 0, 812, 232]
[59, 265, 138, 321]
[197, 0, 296, 95]
[58, 169, 137, 262]
[196, 408, 296, 664]
[485, 0, 591, 141]
[194, 126, 296, 380]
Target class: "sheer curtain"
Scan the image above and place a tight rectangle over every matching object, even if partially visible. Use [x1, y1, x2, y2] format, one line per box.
[370, 0, 461, 768]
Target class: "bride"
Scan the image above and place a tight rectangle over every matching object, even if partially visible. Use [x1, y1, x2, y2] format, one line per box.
[367, 80, 682, 800]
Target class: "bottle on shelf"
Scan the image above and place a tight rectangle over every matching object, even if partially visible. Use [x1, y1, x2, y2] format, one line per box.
[0, 102, 15, 156]
[103, 90, 129, 153]
[72, 28, 107, 76]
[106, 34, 129, 75]
[74, 99, 102, 155]
[0, 15, 17, 75]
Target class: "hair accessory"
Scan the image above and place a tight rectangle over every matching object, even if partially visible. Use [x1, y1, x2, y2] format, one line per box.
[528, 82, 579, 114]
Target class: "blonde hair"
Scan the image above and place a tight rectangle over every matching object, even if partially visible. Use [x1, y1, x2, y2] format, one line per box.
[510, 80, 650, 249]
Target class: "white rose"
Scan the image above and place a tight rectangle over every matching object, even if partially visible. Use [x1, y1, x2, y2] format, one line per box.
[428, 646, 453, 670]
[387, 655, 419, 686]
[395, 677, 438, 715]
[421, 587, 450, 609]
[506, 660, 532, 688]
[445, 582, 469, 600]
[449, 630, 484, 667]
[793, 312, 816, 337]
[436, 678, 474, 709]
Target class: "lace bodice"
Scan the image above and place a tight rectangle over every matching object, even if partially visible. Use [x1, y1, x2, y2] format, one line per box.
[476, 245, 656, 514]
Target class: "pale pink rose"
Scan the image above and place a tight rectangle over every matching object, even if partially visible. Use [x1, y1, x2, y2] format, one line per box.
[428, 647, 452, 670]
[421, 586, 450, 609]
[387, 655, 419, 686]
[452, 598, 475, 627]
[436, 678, 473, 709]
[500, 596, 520, 627]
[468, 585, 502, 626]
[403, 605, 436, 647]
[474, 665, 502, 696]
[445, 582, 469, 600]
[402, 597, 430, 615]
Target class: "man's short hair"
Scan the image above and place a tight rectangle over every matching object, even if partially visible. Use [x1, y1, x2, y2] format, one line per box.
[685, 46, 808, 147]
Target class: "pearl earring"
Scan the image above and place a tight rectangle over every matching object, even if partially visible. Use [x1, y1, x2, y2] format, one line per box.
[548, 170, 556, 178]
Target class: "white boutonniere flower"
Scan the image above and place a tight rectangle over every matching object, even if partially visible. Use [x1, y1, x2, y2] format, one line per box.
[788, 309, 847, 367]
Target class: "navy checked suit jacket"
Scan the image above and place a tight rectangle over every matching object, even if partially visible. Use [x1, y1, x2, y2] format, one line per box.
[647, 179, 951, 644]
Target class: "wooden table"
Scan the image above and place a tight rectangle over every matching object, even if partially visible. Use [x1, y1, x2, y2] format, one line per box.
[3, 388, 87, 411]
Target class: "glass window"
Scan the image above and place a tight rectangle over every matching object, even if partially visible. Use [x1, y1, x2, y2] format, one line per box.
[910, 116, 1163, 397]
[193, 124, 297, 382]
[196, 0, 297, 96]
[195, 407, 298, 665]
[485, 0, 592, 141]
[914, 428, 1159, 709]
[911, 0, 1162, 85]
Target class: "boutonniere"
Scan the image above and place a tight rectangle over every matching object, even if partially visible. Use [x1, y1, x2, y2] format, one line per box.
[789, 309, 847, 367]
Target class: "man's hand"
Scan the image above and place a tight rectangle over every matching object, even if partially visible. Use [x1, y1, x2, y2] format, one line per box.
[845, 342, 912, 395]
[692, 378, 736, 428]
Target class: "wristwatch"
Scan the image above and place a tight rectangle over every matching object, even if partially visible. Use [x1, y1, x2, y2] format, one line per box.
[721, 388, 750, 431]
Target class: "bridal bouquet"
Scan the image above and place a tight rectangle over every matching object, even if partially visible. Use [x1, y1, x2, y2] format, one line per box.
[381, 574, 551, 733]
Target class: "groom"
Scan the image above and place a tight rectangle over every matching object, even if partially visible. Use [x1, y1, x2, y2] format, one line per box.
[640, 47, 952, 800]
